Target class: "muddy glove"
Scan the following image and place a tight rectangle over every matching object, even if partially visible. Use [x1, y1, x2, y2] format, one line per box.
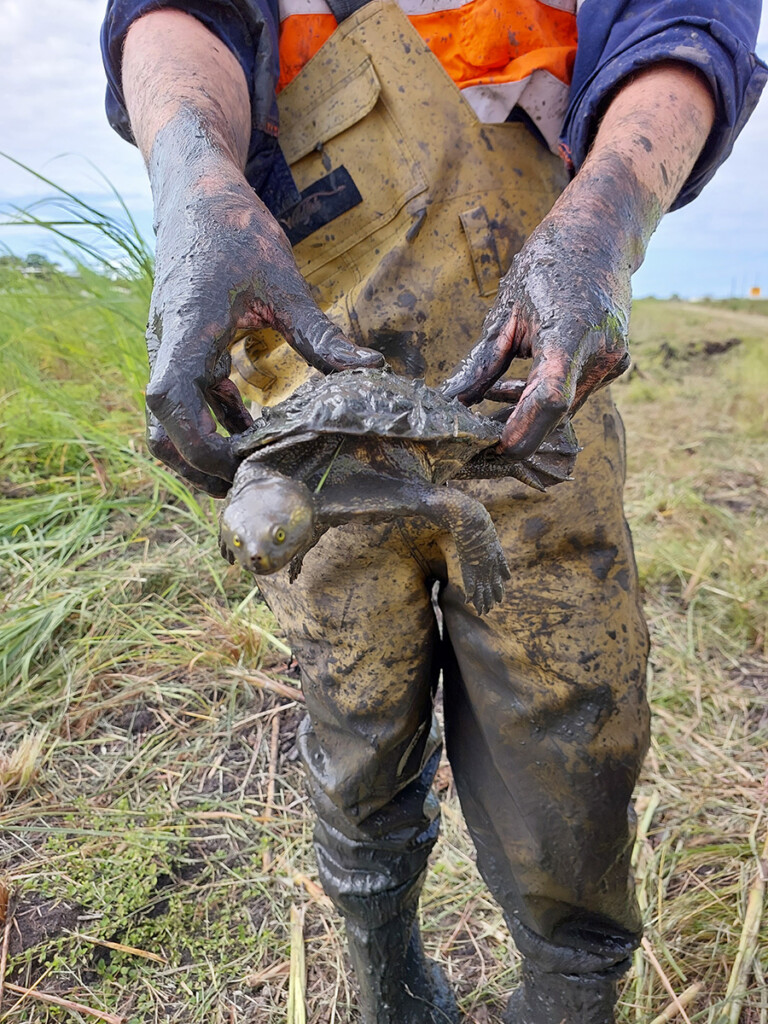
[441, 214, 631, 458]
[145, 168, 384, 496]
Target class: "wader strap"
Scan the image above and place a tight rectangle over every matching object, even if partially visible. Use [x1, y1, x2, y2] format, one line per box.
[325, 0, 370, 21]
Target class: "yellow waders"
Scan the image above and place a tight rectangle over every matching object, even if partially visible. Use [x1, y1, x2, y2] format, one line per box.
[234, 1, 650, 1015]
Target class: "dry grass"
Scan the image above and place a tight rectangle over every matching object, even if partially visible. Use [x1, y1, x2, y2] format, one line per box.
[0, 253, 766, 1023]
[611, 300, 768, 1024]
[0, 729, 50, 809]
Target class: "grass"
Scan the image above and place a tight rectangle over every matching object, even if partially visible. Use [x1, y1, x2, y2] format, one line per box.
[0, 199, 766, 1022]
[612, 303, 767, 1024]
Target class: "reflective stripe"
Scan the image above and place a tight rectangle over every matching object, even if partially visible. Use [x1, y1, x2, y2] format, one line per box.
[278, 0, 578, 15]
[538, 0, 575, 11]
[461, 69, 569, 149]
[277, 0, 577, 151]
[460, 79, 529, 123]
[397, 0, 475, 11]
[280, 0, 333, 15]
[517, 68, 571, 149]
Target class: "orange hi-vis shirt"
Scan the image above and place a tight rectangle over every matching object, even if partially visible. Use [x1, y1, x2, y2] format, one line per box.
[277, 0, 578, 152]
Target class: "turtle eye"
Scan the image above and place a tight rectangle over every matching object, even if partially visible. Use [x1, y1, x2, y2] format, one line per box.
[273, 526, 286, 544]
[232, 535, 242, 548]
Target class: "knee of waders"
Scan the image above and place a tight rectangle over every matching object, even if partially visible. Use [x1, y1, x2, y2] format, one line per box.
[297, 711, 443, 806]
[321, 867, 428, 928]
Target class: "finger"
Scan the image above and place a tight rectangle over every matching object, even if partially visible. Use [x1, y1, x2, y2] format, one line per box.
[482, 379, 527, 404]
[499, 326, 626, 457]
[146, 413, 232, 498]
[145, 313, 241, 480]
[441, 308, 522, 405]
[290, 304, 385, 373]
[145, 374, 239, 483]
[499, 355, 572, 459]
[207, 378, 254, 436]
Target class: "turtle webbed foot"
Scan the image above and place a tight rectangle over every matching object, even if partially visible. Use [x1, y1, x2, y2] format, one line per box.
[425, 486, 511, 615]
[460, 532, 511, 614]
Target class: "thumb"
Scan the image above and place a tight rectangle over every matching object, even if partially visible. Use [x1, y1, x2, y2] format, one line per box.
[499, 350, 573, 458]
[288, 300, 385, 373]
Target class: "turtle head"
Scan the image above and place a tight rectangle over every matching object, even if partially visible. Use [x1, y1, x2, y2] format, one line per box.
[221, 474, 315, 574]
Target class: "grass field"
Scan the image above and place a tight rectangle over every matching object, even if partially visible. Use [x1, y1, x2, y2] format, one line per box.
[0, 245, 766, 1024]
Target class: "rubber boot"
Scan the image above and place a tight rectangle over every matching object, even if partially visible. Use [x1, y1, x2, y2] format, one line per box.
[504, 961, 619, 1024]
[345, 910, 459, 1024]
[303, 728, 455, 1023]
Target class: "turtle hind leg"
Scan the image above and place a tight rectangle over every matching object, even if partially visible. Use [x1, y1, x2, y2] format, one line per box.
[425, 486, 511, 614]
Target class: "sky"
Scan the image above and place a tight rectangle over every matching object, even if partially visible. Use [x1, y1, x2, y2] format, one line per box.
[0, 0, 766, 298]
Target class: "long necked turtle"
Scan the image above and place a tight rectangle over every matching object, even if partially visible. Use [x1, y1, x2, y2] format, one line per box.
[220, 367, 578, 614]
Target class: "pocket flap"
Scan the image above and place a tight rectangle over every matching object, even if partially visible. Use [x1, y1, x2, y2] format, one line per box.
[279, 55, 381, 165]
[459, 205, 503, 297]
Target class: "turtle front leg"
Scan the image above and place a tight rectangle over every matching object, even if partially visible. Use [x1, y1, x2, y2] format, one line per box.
[287, 521, 331, 582]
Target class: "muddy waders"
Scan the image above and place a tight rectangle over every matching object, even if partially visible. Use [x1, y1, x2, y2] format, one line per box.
[232, 3, 651, 1020]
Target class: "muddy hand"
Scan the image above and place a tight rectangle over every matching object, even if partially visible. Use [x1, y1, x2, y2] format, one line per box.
[441, 212, 631, 459]
[145, 127, 383, 495]
[441, 59, 719, 460]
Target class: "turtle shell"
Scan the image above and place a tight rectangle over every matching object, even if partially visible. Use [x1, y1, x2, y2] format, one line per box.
[231, 367, 502, 458]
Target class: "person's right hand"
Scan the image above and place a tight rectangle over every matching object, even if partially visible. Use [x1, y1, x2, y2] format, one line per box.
[145, 162, 384, 496]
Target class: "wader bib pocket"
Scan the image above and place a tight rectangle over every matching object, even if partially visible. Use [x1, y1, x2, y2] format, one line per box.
[230, 0, 567, 405]
[278, 48, 427, 277]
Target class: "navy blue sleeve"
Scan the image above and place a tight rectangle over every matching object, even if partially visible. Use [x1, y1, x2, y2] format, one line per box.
[561, 1, 767, 209]
[101, 0, 299, 214]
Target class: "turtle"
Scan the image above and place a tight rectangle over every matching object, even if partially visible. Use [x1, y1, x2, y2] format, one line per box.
[220, 367, 578, 614]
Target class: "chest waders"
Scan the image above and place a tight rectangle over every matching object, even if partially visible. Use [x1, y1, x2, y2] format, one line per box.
[239, 4, 651, 1021]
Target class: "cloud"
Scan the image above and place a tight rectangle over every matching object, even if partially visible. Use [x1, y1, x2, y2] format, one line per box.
[0, 0, 151, 209]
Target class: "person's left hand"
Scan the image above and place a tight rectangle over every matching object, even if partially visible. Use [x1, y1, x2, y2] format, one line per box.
[441, 214, 632, 457]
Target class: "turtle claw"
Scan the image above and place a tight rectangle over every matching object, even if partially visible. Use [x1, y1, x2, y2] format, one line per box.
[492, 566, 510, 605]
[469, 580, 498, 616]
[472, 584, 493, 616]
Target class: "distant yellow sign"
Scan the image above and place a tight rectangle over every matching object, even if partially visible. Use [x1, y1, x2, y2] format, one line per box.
[749, 286, 761, 298]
